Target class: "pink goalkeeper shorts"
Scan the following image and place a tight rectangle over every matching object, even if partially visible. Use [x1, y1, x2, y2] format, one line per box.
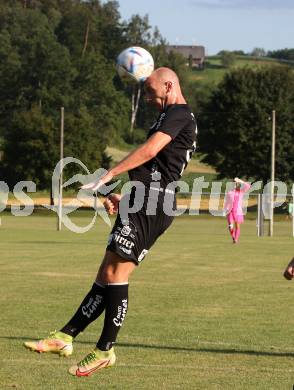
[227, 212, 244, 225]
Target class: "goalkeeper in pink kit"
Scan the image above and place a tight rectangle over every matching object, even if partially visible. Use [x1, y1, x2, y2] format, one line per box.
[224, 178, 251, 243]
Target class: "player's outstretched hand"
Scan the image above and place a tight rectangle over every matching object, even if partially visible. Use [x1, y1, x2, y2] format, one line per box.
[81, 171, 114, 192]
[234, 177, 242, 184]
[283, 257, 294, 280]
[103, 193, 121, 215]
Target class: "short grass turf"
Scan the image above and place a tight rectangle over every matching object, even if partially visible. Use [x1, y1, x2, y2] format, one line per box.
[1, 211, 294, 389]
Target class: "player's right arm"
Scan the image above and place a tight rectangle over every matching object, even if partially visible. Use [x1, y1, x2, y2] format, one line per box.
[81, 131, 172, 192]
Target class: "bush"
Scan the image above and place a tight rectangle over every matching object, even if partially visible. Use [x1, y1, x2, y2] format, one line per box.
[123, 127, 147, 145]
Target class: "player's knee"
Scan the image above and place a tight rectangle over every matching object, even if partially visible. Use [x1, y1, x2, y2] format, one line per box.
[98, 265, 129, 284]
[97, 266, 115, 284]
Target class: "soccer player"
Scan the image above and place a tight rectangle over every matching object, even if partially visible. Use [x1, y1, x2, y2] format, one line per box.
[224, 177, 251, 243]
[284, 200, 294, 220]
[24, 67, 197, 377]
[283, 257, 294, 280]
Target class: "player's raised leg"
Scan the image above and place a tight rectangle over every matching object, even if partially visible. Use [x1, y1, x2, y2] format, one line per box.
[69, 251, 136, 376]
[24, 331, 73, 357]
[24, 273, 107, 356]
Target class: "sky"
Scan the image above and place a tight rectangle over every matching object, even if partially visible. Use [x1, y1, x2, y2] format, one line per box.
[117, 0, 294, 55]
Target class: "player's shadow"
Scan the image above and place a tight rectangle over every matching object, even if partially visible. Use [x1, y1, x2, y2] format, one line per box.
[116, 342, 294, 358]
[4, 336, 294, 358]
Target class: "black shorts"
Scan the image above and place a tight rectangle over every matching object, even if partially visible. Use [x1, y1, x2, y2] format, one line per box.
[106, 192, 175, 264]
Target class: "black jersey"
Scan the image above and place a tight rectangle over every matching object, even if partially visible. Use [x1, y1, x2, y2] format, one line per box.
[129, 104, 197, 187]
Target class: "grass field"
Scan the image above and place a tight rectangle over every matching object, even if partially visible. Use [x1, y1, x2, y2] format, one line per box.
[1, 211, 294, 389]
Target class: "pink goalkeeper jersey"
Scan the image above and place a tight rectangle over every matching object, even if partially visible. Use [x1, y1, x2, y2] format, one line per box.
[224, 182, 251, 216]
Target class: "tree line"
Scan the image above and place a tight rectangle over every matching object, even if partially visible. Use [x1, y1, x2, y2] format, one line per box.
[0, 0, 189, 190]
[218, 48, 294, 61]
[198, 66, 294, 183]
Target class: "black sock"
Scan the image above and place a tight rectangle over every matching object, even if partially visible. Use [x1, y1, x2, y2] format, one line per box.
[96, 283, 129, 351]
[61, 282, 106, 338]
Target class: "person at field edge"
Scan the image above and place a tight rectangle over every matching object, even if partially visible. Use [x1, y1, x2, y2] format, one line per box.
[224, 177, 251, 244]
[283, 200, 293, 220]
[24, 67, 197, 377]
[283, 257, 294, 280]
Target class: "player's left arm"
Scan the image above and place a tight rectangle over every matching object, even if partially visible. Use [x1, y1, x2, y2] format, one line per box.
[82, 131, 172, 191]
[242, 182, 251, 192]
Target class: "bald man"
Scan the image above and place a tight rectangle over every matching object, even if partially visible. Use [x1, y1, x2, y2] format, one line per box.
[24, 67, 197, 377]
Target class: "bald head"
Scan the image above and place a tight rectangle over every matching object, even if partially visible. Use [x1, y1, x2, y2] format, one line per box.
[144, 67, 186, 110]
[148, 67, 179, 85]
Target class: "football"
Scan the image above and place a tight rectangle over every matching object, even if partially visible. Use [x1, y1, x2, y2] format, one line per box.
[116, 46, 154, 83]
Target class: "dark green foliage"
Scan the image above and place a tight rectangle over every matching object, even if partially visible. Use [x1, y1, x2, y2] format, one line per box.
[198, 66, 294, 183]
[0, 1, 195, 189]
[219, 51, 236, 68]
[0, 0, 131, 189]
[232, 50, 246, 56]
[218, 49, 246, 56]
[122, 14, 152, 46]
[61, 106, 110, 183]
[1, 105, 58, 188]
[268, 48, 294, 61]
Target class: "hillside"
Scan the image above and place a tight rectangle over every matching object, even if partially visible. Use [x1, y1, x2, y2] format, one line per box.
[106, 147, 216, 178]
[188, 55, 293, 86]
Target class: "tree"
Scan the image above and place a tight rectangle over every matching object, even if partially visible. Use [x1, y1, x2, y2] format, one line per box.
[72, 51, 130, 144]
[251, 47, 267, 57]
[267, 48, 294, 61]
[0, 0, 184, 191]
[0, 2, 73, 115]
[232, 50, 246, 56]
[123, 14, 151, 46]
[198, 66, 294, 183]
[1, 106, 58, 189]
[0, 1, 131, 189]
[219, 51, 236, 68]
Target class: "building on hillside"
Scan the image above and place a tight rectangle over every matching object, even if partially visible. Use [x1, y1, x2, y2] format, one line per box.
[165, 45, 205, 68]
